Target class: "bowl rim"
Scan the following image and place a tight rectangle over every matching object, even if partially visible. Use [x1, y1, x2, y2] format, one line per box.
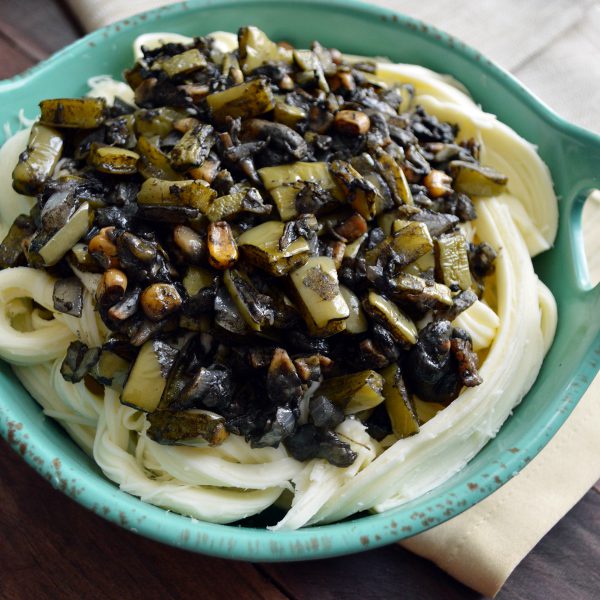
[0, 0, 599, 562]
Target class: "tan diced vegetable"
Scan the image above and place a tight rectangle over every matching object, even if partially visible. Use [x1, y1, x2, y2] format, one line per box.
[137, 178, 216, 211]
[88, 144, 139, 175]
[207, 221, 238, 270]
[435, 232, 472, 291]
[364, 291, 418, 344]
[238, 220, 311, 276]
[334, 110, 370, 136]
[206, 78, 275, 123]
[288, 256, 349, 336]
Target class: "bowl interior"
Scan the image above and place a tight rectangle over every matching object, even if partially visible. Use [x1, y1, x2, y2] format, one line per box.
[0, 0, 598, 560]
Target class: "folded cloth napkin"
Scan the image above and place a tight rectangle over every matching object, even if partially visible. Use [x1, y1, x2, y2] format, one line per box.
[65, 0, 600, 596]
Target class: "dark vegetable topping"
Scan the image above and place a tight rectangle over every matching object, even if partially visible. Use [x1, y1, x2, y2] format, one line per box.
[61, 341, 101, 383]
[53, 277, 84, 317]
[4, 26, 501, 467]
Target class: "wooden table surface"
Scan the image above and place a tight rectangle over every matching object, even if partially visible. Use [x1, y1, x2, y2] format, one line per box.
[1, 1, 599, 599]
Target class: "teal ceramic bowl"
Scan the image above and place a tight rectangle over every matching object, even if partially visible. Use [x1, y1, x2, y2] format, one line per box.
[0, 0, 598, 561]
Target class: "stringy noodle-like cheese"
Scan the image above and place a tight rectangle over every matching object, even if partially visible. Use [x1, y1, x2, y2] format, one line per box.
[0, 32, 558, 528]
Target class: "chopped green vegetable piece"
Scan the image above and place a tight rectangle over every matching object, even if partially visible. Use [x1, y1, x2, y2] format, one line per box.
[224, 268, 274, 332]
[449, 160, 508, 196]
[88, 143, 139, 175]
[238, 26, 293, 74]
[364, 291, 418, 344]
[39, 97, 107, 129]
[147, 409, 228, 446]
[90, 350, 130, 391]
[435, 232, 472, 291]
[274, 102, 307, 128]
[366, 221, 433, 269]
[413, 397, 445, 424]
[0, 215, 35, 268]
[136, 135, 182, 180]
[182, 266, 214, 296]
[206, 77, 275, 123]
[288, 256, 349, 336]
[259, 161, 343, 221]
[389, 272, 453, 307]
[318, 370, 385, 414]
[29, 202, 90, 267]
[330, 160, 381, 220]
[12, 124, 64, 195]
[121, 340, 176, 412]
[170, 123, 214, 172]
[152, 49, 207, 78]
[344, 233, 367, 259]
[381, 364, 419, 438]
[238, 220, 311, 276]
[339, 284, 368, 334]
[137, 178, 216, 211]
[375, 150, 413, 205]
[293, 49, 329, 92]
[134, 107, 186, 139]
[205, 188, 270, 222]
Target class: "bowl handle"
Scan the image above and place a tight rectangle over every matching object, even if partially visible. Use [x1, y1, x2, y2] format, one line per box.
[560, 130, 600, 307]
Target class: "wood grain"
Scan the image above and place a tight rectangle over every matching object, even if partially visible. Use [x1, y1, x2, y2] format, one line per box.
[0, 438, 287, 600]
[0, 34, 37, 79]
[513, 3, 600, 133]
[0, 0, 81, 63]
[2, 433, 599, 600]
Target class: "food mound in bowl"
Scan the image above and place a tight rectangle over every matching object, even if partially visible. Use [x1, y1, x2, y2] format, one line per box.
[0, 27, 557, 529]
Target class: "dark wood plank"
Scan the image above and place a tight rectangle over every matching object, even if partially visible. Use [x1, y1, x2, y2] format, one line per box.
[499, 490, 600, 600]
[262, 545, 482, 600]
[0, 438, 288, 600]
[0, 0, 81, 76]
[0, 34, 37, 79]
[262, 490, 600, 600]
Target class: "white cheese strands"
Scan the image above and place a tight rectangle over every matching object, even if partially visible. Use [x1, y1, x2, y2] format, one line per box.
[94, 389, 288, 523]
[0, 267, 74, 364]
[299, 198, 555, 526]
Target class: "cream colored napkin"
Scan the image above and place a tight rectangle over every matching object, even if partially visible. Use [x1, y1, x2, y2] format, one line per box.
[65, 1, 600, 596]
